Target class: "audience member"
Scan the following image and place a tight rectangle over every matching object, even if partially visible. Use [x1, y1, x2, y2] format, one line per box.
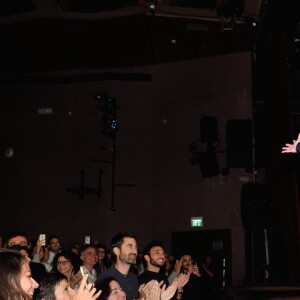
[96, 276, 178, 300]
[0, 248, 39, 299]
[161, 254, 174, 277]
[51, 249, 82, 288]
[200, 255, 218, 300]
[138, 241, 190, 300]
[31, 235, 52, 272]
[6, 232, 47, 283]
[80, 244, 99, 284]
[47, 235, 62, 269]
[6, 231, 29, 248]
[138, 241, 169, 286]
[95, 276, 126, 300]
[36, 272, 100, 300]
[69, 243, 81, 256]
[95, 231, 139, 300]
[178, 254, 203, 300]
[94, 243, 111, 276]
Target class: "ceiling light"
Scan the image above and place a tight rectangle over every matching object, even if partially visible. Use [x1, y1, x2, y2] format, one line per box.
[37, 108, 53, 115]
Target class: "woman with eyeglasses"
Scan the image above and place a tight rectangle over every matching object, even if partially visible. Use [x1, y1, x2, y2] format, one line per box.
[51, 250, 83, 289]
[0, 248, 39, 299]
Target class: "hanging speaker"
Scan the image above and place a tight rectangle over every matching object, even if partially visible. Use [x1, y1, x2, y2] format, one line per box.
[240, 182, 268, 230]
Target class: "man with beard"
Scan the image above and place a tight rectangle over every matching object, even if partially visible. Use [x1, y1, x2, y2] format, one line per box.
[138, 240, 169, 286]
[138, 240, 190, 300]
[95, 231, 139, 300]
[178, 254, 203, 300]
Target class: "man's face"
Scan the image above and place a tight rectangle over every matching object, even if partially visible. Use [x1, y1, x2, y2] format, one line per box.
[181, 255, 192, 272]
[49, 238, 60, 253]
[7, 235, 28, 248]
[117, 237, 138, 265]
[81, 247, 98, 267]
[148, 246, 166, 268]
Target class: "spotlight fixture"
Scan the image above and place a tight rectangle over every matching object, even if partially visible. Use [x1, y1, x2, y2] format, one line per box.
[96, 92, 118, 138]
[218, 0, 243, 31]
[95, 93, 117, 113]
[37, 107, 53, 115]
[149, 0, 156, 13]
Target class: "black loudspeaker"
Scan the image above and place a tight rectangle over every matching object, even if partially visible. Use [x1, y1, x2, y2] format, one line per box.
[226, 119, 253, 169]
[245, 229, 289, 285]
[241, 182, 268, 230]
[253, 115, 266, 168]
[200, 116, 218, 144]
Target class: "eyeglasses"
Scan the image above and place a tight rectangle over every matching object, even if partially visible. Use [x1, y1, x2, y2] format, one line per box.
[8, 241, 28, 247]
[57, 260, 70, 265]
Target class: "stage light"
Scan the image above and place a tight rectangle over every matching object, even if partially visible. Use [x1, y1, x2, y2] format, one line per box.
[101, 113, 118, 137]
[95, 93, 116, 113]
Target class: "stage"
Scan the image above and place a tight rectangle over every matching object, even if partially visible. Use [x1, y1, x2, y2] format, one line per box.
[227, 286, 300, 300]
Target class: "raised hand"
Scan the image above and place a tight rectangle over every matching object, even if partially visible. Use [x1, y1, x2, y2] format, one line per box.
[76, 274, 101, 300]
[189, 263, 201, 277]
[173, 258, 183, 274]
[282, 133, 300, 153]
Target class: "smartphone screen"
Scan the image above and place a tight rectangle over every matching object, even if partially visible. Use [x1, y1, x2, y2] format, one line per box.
[39, 234, 46, 246]
[84, 236, 90, 244]
[80, 266, 89, 284]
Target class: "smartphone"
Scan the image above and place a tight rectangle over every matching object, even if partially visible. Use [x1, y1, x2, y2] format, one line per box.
[191, 259, 197, 266]
[39, 234, 46, 246]
[84, 235, 90, 244]
[80, 266, 89, 284]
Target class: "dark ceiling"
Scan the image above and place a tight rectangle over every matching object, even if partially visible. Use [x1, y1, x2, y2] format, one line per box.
[0, 2, 257, 85]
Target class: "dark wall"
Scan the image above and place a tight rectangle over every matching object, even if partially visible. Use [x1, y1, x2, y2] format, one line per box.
[0, 52, 252, 284]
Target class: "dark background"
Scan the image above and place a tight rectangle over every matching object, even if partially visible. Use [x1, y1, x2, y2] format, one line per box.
[1, 0, 300, 287]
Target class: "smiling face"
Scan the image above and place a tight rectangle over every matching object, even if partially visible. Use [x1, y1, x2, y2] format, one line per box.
[108, 280, 126, 300]
[57, 256, 73, 278]
[49, 237, 61, 253]
[148, 246, 166, 268]
[81, 246, 98, 267]
[115, 237, 138, 265]
[19, 260, 39, 298]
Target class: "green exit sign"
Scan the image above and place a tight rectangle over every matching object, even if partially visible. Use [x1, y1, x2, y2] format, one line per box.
[191, 217, 203, 227]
